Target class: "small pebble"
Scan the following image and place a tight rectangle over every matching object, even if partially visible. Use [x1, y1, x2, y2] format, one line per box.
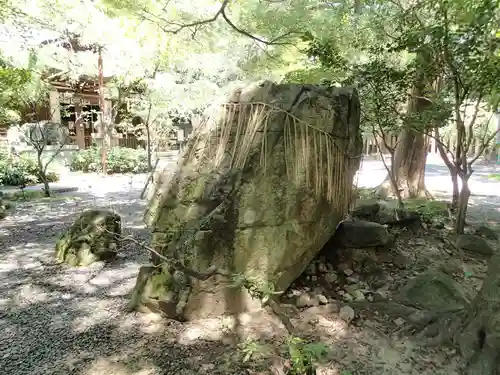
[344, 269, 354, 276]
[394, 317, 405, 326]
[342, 293, 354, 302]
[352, 290, 365, 301]
[324, 272, 338, 284]
[339, 306, 355, 323]
[317, 294, 328, 304]
[317, 263, 327, 273]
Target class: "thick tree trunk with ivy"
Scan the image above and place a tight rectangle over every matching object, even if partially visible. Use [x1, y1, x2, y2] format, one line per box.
[378, 128, 427, 198]
[131, 81, 362, 321]
[455, 249, 500, 375]
[376, 122, 428, 199]
[376, 51, 431, 199]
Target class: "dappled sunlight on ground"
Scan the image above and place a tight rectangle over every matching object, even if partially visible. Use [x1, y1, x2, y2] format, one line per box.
[0, 161, 495, 375]
[0, 172, 256, 375]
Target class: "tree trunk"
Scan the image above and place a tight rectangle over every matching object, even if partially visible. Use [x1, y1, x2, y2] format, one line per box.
[146, 124, 153, 171]
[36, 153, 50, 197]
[376, 65, 431, 199]
[42, 180, 50, 197]
[456, 250, 500, 375]
[144, 64, 159, 172]
[455, 177, 470, 234]
[450, 168, 459, 209]
[376, 128, 428, 199]
[434, 127, 459, 208]
[132, 82, 363, 321]
[97, 46, 108, 174]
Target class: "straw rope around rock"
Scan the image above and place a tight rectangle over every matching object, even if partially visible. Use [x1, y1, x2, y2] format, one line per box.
[188, 101, 353, 210]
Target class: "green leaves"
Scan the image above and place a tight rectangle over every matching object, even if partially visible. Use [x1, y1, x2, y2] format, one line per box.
[285, 335, 329, 375]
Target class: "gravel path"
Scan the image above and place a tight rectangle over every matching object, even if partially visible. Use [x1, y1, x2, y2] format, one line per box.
[0, 173, 245, 375]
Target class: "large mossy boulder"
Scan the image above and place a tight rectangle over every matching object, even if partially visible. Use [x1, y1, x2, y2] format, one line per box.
[133, 81, 363, 320]
[55, 209, 121, 266]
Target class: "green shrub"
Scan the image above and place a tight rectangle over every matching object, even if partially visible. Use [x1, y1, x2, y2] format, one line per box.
[68, 146, 102, 172]
[46, 171, 60, 183]
[0, 150, 60, 186]
[107, 147, 148, 174]
[69, 146, 149, 174]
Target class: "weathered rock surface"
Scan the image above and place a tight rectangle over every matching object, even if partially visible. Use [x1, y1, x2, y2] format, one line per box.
[132, 81, 362, 320]
[352, 199, 427, 227]
[331, 220, 389, 248]
[395, 269, 469, 310]
[352, 200, 407, 224]
[55, 209, 121, 266]
[455, 234, 495, 256]
[475, 225, 499, 241]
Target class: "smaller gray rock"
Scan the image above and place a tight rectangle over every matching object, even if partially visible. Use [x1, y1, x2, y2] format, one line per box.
[296, 293, 318, 308]
[342, 293, 354, 302]
[433, 221, 445, 229]
[339, 306, 355, 323]
[317, 263, 327, 273]
[317, 294, 328, 304]
[344, 284, 359, 294]
[475, 225, 499, 241]
[333, 220, 390, 248]
[394, 317, 405, 326]
[346, 276, 358, 284]
[372, 291, 388, 302]
[455, 234, 495, 256]
[324, 272, 338, 284]
[352, 290, 365, 301]
[344, 268, 354, 276]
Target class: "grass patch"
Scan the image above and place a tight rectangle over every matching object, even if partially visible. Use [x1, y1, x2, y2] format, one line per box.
[486, 173, 500, 181]
[353, 187, 375, 199]
[404, 198, 450, 221]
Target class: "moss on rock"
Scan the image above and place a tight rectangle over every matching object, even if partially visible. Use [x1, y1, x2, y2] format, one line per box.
[55, 209, 121, 266]
[133, 81, 363, 320]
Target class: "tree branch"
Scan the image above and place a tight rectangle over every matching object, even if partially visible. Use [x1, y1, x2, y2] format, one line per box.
[138, 0, 297, 45]
[464, 95, 483, 155]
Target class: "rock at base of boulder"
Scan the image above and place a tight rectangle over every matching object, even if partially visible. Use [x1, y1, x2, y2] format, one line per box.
[55, 209, 121, 266]
[395, 269, 469, 310]
[129, 265, 263, 320]
[475, 225, 499, 241]
[352, 200, 405, 224]
[332, 220, 389, 248]
[455, 234, 495, 257]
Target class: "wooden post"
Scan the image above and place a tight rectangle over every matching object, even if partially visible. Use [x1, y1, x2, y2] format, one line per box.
[74, 96, 85, 149]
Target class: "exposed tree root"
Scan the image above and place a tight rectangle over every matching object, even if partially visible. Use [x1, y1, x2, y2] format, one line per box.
[350, 300, 465, 342]
[350, 299, 500, 375]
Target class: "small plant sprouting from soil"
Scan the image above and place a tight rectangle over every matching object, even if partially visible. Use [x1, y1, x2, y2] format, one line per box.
[237, 336, 329, 374]
[285, 336, 329, 375]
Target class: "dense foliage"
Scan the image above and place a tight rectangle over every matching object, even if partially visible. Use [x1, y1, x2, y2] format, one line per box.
[69, 146, 148, 174]
[0, 150, 59, 186]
